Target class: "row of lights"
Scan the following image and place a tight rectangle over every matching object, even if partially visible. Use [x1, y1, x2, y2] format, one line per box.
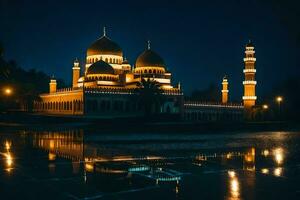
[262, 96, 283, 110]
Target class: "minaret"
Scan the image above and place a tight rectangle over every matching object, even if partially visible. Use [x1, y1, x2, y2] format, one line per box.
[222, 76, 228, 104]
[72, 58, 80, 88]
[49, 76, 57, 94]
[243, 40, 257, 109]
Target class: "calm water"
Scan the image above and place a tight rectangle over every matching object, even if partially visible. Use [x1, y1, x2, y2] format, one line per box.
[0, 128, 300, 199]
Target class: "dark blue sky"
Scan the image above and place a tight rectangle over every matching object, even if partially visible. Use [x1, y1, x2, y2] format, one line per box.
[1, 0, 299, 100]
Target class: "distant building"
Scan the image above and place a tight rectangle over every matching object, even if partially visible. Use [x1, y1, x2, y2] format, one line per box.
[34, 29, 257, 121]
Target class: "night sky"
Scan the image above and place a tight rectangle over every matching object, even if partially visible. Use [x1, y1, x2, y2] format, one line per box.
[1, 0, 299, 101]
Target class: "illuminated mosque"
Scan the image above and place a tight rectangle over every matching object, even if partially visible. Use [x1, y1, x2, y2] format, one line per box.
[34, 28, 257, 121]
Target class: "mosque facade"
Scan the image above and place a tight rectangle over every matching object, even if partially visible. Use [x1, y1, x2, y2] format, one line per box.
[33, 29, 257, 121]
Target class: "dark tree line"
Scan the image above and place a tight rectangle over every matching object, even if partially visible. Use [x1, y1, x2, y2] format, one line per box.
[186, 83, 220, 102]
[0, 43, 65, 111]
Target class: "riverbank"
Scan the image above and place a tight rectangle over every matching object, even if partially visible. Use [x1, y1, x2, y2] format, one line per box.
[0, 112, 299, 133]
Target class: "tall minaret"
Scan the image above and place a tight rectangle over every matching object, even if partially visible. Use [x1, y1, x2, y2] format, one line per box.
[243, 40, 257, 109]
[72, 58, 80, 88]
[222, 76, 229, 104]
[49, 76, 57, 94]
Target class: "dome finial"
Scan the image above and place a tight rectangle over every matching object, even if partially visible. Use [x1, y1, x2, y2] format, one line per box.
[103, 26, 106, 36]
[147, 40, 151, 50]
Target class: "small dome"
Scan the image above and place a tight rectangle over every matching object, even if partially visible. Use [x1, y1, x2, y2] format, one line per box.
[87, 36, 122, 56]
[122, 58, 129, 65]
[86, 60, 115, 75]
[136, 49, 165, 68]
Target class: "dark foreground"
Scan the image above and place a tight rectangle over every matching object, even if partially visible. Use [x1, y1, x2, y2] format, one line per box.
[0, 127, 300, 200]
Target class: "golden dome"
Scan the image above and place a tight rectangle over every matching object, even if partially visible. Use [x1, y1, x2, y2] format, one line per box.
[87, 36, 123, 57]
[135, 49, 165, 68]
[86, 60, 115, 75]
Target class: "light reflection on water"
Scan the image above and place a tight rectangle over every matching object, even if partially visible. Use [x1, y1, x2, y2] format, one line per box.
[0, 129, 299, 199]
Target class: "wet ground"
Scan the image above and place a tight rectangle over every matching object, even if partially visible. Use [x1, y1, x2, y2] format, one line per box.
[0, 128, 300, 199]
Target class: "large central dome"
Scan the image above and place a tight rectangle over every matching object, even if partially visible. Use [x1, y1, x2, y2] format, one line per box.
[87, 35, 123, 57]
[136, 49, 165, 68]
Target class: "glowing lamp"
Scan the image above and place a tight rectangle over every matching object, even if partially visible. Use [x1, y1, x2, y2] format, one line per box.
[276, 96, 283, 103]
[4, 87, 13, 96]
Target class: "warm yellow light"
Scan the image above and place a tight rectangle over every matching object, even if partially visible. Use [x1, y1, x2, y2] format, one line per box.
[261, 168, 269, 174]
[48, 152, 56, 161]
[49, 140, 55, 149]
[230, 178, 240, 198]
[262, 104, 269, 109]
[274, 167, 282, 177]
[231, 179, 239, 192]
[228, 170, 235, 178]
[4, 87, 12, 96]
[262, 149, 269, 157]
[273, 148, 284, 165]
[276, 96, 283, 103]
[85, 163, 94, 172]
[6, 153, 13, 168]
[226, 153, 232, 159]
[5, 141, 11, 150]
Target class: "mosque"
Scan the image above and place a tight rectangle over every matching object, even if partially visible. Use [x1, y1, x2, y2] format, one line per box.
[33, 28, 257, 121]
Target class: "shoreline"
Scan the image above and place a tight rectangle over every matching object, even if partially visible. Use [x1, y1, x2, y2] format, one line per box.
[0, 112, 299, 133]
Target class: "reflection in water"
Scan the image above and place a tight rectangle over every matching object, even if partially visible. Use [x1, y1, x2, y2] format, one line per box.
[262, 149, 269, 157]
[243, 148, 256, 171]
[5, 140, 11, 150]
[48, 152, 56, 161]
[261, 168, 269, 174]
[274, 167, 283, 177]
[0, 129, 296, 199]
[228, 170, 240, 200]
[273, 148, 284, 165]
[2, 140, 13, 172]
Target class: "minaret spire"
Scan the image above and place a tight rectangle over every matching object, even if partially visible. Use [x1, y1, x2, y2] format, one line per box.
[147, 40, 151, 50]
[103, 26, 106, 37]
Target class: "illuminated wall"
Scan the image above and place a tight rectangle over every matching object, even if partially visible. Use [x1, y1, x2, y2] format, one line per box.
[222, 76, 229, 104]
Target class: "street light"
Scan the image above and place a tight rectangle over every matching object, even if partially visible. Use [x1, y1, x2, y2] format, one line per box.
[276, 96, 283, 119]
[262, 104, 268, 110]
[3, 87, 13, 96]
[262, 104, 269, 121]
[276, 96, 283, 103]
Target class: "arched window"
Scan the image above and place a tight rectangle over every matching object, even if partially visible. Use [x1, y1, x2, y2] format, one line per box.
[105, 58, 108, 62]
[149, 69, 152, 73]
[113, 58, 115, 63]
[153, 69, 156, 73]
[109, 58, 112, 63]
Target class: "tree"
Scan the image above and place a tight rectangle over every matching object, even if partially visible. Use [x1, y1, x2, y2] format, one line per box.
[189, 83, 219, 102]
[0, 44, 65, 111]
[135, 78, 164, 116]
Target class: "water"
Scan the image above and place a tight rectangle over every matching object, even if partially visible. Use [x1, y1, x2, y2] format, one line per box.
[0, 128, 300, 199]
